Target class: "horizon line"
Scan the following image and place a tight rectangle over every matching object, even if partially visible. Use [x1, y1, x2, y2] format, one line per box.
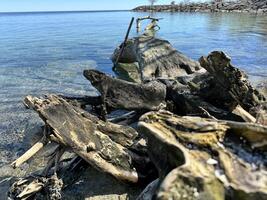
[0, 9, 131, 14]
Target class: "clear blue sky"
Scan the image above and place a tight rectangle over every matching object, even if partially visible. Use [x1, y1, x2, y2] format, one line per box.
[0, 0, 204, 12]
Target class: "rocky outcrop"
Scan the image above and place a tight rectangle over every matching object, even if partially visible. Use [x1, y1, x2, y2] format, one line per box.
[133, 1, 267, 14]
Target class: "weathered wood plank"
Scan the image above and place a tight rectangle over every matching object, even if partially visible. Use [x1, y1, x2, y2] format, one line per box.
[24, 95, 139, 183]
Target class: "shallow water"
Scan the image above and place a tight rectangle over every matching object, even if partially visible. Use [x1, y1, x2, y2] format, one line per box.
[0, 11, 267, 166]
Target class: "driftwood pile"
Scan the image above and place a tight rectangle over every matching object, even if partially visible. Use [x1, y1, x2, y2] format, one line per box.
[8, 34, 267, 200]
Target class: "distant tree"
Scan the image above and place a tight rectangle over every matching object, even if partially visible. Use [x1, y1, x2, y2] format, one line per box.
[148, 0, 158, 6]
[171, 1, 176, 5]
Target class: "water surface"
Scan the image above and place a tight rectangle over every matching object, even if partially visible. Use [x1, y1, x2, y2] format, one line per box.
[0, 11, 267, 166]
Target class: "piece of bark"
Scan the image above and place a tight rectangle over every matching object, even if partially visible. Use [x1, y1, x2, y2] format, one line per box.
[83, 69, 166, 111]
[11, 136, 47, 168]
[232, 104, 256, 123]
[199, 51, 266, 112]
[24, 95, 139, 183]
[138, 111, 267, 200]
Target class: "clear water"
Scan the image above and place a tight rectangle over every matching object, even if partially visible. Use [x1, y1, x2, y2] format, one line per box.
[0, 11, 267, 164]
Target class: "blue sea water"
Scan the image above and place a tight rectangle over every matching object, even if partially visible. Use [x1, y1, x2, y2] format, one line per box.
[0, 11, 267, 165]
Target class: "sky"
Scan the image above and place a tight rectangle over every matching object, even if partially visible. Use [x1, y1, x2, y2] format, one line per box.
[0, 0, 204, 12]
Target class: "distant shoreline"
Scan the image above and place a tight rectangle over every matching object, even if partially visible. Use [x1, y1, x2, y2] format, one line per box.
[133, 2, 267, 14]
[0, 10, 130, 15]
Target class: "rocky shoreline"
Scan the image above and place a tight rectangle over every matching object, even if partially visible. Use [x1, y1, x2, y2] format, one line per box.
[133, 1, 267, 14]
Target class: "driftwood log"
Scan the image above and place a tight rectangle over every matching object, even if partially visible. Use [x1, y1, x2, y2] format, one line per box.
[199, 51, 266, 112]
[83, 69, 166, 112]
[138, 111, 267, 200]
[23, 95, 139, 183]
[112, 35, 203, 82]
